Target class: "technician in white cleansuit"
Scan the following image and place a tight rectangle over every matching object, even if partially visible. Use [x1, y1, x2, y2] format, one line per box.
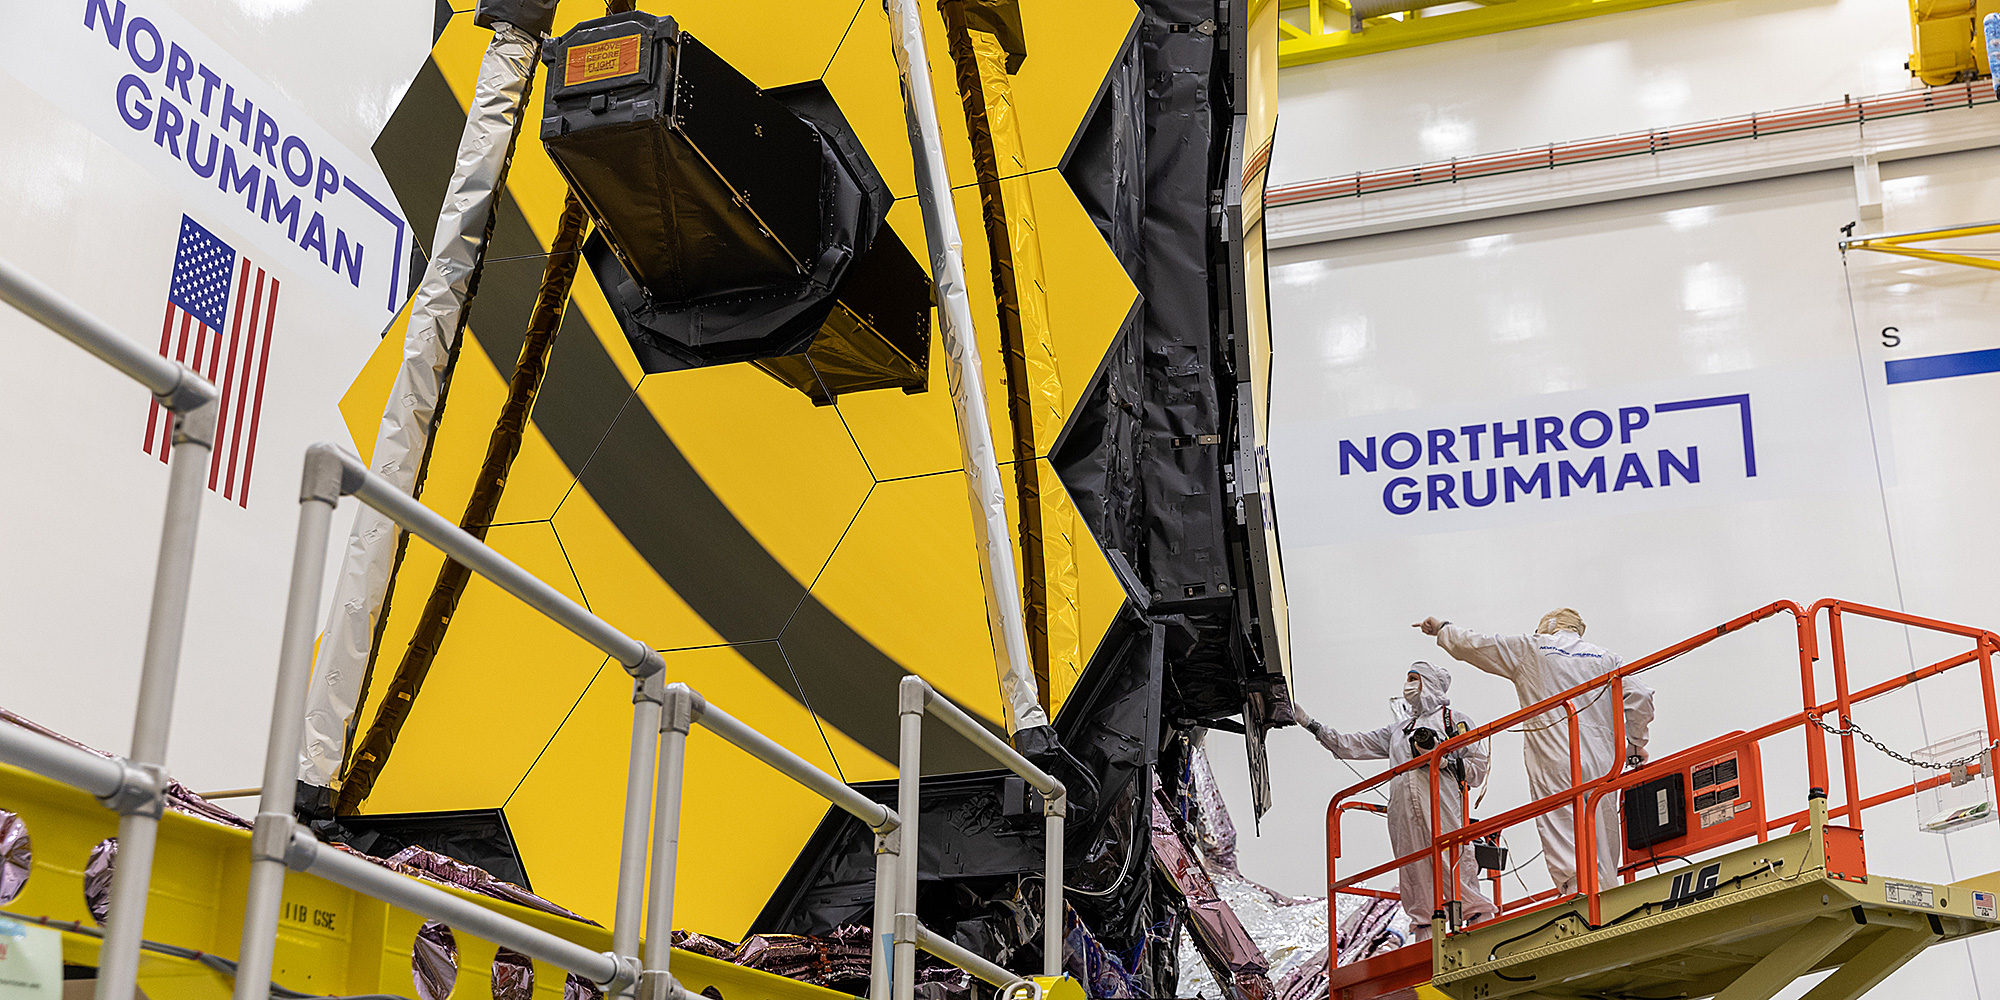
[1414, 608, 1656, 895]
[1292, 661, 1496, 939]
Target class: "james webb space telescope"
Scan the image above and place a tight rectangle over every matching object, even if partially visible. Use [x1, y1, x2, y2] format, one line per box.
[540, 11, 932, 404]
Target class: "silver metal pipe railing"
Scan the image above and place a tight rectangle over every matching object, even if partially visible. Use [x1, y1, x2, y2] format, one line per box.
[0, 357, 1053, 999]
[613, 691, 664, 964]
[643, 684, 903, 1000]
[0, 725, 125, 799]
[0, 256, 219, 1000]
[233, 445, 947, 1000]
[915, 925, 1023, 990]
[895, 676, 1066, 1000]
[284, 829, 628, 984]
[234, 443, 666, 1000]
[0, 257, 213, 406]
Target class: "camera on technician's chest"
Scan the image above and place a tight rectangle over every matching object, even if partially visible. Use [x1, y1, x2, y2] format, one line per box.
[1408, 726, 1441, 755]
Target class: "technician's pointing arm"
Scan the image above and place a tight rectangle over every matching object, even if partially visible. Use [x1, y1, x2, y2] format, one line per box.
[1435, 624, 1537, 681]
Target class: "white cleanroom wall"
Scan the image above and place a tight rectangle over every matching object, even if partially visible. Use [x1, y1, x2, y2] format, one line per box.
[1213, 151, 2000, 996]
[0, 0, 432, 801]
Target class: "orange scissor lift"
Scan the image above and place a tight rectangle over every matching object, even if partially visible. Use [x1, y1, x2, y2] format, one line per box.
[1324, 599, 2000, 1000]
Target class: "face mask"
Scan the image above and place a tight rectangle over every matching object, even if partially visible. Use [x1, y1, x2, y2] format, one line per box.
[1403, 677, 1423, 703]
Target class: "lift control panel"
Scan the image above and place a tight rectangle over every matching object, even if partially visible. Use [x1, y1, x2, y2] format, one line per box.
[1621, 732, 1766, 873]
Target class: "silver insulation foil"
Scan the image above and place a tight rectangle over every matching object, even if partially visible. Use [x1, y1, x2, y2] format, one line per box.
[1173, 743, 1411, 999]
[297, 22, 540, 788]
[884, 0, 1049, 735]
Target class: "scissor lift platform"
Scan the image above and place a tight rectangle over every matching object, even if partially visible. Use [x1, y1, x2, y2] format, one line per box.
[1431, 805, 2000, 1000]
[1327, 599, 2000, 1000]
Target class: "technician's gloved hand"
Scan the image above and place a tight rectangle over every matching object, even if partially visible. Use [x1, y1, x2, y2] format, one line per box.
[1271, 698, 1299, 727]
[1294, 703, 1336, 740]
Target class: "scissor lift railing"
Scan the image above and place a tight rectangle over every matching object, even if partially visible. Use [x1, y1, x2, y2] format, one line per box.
[0, 264, 1063, 1000]
[1325, 600, 2000, 1000]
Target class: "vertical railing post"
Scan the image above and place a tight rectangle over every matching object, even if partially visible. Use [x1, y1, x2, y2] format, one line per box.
[640, 685, 696, 1000]
[872, 825, 900, 999]
[894, 678, 927, 1000]
[0, 257, 221, 1000]
[1325, 797, 1340, 969]
[232, 444, 354, 1000]
[1979, 640, 2000, 788]
[1798, 607, 1830, 796]
[1826, 609, 1863, 829]
[1565, 701, 1584, 899]
[1044, 788, 1064, 977]
[96, 395, 217, 1000]
[614, 678, 665, 970]
[1429, 751, 1446, 934]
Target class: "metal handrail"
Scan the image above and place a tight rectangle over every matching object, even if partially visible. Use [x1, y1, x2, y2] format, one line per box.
[647, 683, 903, 1000]
[1, 251, 1049, 999]
[231, 442, 663, 999]
[895, 676, 1065, 999]
[1326, 597, 2000, 952]
[0, 423, 1031, 1000]
[236, 444, 945, 1000]
[0, 257, 218, 1000]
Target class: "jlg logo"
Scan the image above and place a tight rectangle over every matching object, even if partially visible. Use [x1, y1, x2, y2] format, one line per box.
[1663, 862, 1723, 909]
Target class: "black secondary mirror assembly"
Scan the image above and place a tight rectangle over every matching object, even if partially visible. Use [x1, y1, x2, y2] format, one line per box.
[540, 11, 932, 404]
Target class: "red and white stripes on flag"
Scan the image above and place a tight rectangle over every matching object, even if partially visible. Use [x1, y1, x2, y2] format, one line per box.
[143, 226, 280, 508]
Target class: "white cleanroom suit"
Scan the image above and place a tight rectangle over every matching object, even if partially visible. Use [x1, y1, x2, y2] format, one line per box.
[1295, 661, 1496, 939]
[1423, 609, 1656, 895]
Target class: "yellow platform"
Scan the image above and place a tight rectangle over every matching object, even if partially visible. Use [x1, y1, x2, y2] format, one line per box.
[0, 763, 853, 1000]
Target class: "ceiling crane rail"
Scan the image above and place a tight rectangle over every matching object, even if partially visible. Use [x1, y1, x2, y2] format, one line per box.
[1276, 0, 1705, 65]
[1269, 80, 1996, 204]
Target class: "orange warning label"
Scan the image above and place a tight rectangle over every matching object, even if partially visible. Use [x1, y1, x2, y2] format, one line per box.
[566, 35, 641, 86]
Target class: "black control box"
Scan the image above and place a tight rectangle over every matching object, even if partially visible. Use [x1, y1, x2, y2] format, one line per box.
[1624, 772, 1688, 851]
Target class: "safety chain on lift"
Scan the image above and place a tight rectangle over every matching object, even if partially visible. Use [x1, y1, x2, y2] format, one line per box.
[1806, 711, 2000, 770]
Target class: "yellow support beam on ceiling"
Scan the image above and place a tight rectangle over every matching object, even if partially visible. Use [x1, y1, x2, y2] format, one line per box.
[1842, 220, 2000, 273]
[1277, 0, 1703, 65]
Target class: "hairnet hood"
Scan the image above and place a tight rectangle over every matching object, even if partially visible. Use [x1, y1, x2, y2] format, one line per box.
[1538, 607, 1586, 636]
[1405, 660, 1452, 718]
[1409, 660, 1450, 694]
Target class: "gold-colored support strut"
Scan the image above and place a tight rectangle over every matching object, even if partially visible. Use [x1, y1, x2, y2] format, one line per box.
[938, 0, 1081, 714]
[1842, 220, 2000, 273]
[1275, 0, 1708, 65]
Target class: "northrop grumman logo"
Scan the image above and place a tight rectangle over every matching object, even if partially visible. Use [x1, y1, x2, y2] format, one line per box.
[1336, 394, 1755, 516]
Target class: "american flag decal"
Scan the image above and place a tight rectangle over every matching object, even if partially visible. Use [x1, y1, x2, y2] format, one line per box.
[143, 216, 279, 507]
